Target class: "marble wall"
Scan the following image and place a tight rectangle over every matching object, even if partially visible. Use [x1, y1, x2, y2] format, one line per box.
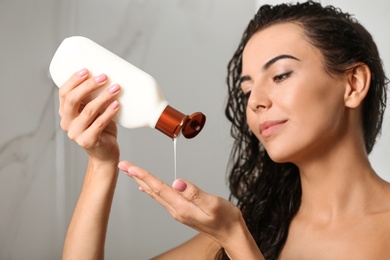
[1, 0, 389, 259]
[0, 1, 61, 259]
[0, 0, 254, 259]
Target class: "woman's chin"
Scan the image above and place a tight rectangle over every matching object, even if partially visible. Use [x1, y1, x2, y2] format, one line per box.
[266, 149, 292, 164]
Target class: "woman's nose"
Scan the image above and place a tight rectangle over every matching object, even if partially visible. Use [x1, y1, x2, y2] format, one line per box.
[247, 85, 272, 112]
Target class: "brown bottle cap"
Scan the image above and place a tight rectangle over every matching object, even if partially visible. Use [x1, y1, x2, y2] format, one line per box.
[155, 105, 206, 139]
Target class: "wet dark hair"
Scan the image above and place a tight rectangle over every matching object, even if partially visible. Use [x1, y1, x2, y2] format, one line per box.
[218, 1, 388, 259]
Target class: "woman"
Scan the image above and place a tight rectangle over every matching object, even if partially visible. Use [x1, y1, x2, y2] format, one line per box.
[59, 1, 389, 259]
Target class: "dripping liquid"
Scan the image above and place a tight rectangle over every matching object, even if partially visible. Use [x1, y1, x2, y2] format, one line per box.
[173, 137, 177, 180]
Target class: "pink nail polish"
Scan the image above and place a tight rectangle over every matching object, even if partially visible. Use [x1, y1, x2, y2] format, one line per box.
[110, 100, 119, 110]
[173, 179, 187, 192]
[118, 163, 128, 173]
[94, 74, 107, 83]
[78, 68, 88, 78]
[108, 84, 120, 94]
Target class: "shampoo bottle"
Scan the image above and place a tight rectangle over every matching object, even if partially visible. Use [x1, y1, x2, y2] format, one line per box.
[49, 36, 205, 139]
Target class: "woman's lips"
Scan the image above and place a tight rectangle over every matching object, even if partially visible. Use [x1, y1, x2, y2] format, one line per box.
[259, 120, 287, 138]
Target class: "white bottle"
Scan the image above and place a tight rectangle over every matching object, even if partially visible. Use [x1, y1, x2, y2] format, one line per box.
[49, 36, 205, 139]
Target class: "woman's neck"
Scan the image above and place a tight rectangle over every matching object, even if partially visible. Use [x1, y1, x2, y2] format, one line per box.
[296, 138, 388, 223]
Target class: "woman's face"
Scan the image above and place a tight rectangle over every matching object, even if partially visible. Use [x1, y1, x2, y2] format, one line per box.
[241, 23, 349, 164]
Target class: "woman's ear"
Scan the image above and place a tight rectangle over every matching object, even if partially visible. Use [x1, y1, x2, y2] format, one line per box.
[344, 63, 371, 108]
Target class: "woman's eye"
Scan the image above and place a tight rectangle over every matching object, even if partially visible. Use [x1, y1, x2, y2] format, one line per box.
[241, 90, 251, 106]
[273, 71, 292, 83]
[244, 91, 251, 100]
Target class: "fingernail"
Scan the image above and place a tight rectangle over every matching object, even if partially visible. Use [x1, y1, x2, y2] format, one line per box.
[108, 84, 120, 94]
[94, 74, 107, 83]
[173, 179, 187, 192]
[78, 68, 88, 78]
[139, 186, 145, 192]
[110, 100, 119, 110]
[118, 163, 128, 173]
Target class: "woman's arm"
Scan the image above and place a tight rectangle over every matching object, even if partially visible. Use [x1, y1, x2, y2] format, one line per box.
[153, 233, 221, 260]
[59, 69, 121, 259]
[62, 160, 118, 260]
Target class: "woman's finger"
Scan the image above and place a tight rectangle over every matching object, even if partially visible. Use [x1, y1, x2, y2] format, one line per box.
[71, 100, 120, 148]
[58, 69, 89, 117]
[67, 84, 120, 142]
[60, 73, 108, 130]
[62, 74, 108, 118]
[58, 68, 89, 103]
[131, 174, 180, 218]
[120, 162, 178, 205]
[118, 162, 185, 218]
[171, 179, 225, 218]
[118, 162, 211, 221]
[172, 179, 211, 208]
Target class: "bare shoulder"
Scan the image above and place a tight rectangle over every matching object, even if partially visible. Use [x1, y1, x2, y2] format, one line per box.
[369, 181, 390, 254]
[378, 180, 390, 215]
[371, 180, 390, 222]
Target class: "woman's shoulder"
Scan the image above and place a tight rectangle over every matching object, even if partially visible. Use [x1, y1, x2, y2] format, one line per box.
[372, 180, 390, 216]
[369, 180, 390, 229]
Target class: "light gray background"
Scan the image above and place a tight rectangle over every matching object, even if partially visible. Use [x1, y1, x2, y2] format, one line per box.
[0, 1, 389, 259]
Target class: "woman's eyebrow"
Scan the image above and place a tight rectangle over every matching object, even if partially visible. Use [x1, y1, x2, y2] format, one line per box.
[263, 54, 300, 71]
[239, 75, 251, 85]
[239, 54, 300, 84]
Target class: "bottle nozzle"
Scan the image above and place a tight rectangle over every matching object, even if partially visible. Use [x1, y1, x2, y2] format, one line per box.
[155, 105, 206, 139]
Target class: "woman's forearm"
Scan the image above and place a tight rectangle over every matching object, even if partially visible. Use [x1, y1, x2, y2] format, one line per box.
[62, 158, 119, 260]
[220, 217, 264, 260]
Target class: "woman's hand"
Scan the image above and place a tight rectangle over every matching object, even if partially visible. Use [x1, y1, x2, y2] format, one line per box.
[118, 161, 264, 259]
[58, 68, 121, 163]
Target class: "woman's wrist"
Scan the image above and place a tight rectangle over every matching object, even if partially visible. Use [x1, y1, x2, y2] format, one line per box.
[88, 156, 119, 170]
[84, 156, 119, 188]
